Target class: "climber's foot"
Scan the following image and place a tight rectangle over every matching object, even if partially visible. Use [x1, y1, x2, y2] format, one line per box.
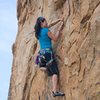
[52, 91, 65, 97]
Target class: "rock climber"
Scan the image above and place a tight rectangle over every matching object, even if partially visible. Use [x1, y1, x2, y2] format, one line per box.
[34, 16, 65, 97]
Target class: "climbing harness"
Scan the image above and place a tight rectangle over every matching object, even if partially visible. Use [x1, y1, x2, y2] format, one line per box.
[35, 48, 59, 75]
[36, 48, 54, 67]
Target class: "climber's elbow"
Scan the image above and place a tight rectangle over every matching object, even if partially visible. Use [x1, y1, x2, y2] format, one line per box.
[53, 36, 58, 42]
[51, 34, 58, 42]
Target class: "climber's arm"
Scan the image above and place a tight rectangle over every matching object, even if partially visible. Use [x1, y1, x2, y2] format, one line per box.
[48, 31, 57, 42]
[48, 22, 64, 42]
[48, 18, 63, 28]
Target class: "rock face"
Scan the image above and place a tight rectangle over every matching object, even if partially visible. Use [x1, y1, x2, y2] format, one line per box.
[8, 0, 100, 100]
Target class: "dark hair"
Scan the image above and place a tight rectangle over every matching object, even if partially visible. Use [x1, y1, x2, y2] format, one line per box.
[34, 17, 45, 39]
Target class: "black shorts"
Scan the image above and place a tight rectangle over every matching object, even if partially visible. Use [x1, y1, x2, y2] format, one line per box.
[39, 50, 59, 76]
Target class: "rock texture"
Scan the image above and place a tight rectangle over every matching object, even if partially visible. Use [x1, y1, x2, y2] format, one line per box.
[8, 0, 100, 100]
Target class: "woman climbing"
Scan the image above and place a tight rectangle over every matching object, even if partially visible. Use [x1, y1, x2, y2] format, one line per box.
[34, 17, 65, 97]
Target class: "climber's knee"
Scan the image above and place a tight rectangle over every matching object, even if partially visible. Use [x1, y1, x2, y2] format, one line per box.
[40, 67, 47, 71]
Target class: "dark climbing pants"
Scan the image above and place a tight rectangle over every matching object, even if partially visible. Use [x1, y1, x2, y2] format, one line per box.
[39, 50, 59, 76]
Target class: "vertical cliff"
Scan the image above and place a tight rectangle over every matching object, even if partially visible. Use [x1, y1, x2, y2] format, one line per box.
[8, 0, 100, 100]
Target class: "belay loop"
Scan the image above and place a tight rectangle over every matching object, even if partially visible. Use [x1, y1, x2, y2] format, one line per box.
[37, 48, 54, 67]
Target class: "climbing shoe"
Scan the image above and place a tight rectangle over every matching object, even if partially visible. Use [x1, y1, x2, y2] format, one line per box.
[52, 91, 65, 97]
